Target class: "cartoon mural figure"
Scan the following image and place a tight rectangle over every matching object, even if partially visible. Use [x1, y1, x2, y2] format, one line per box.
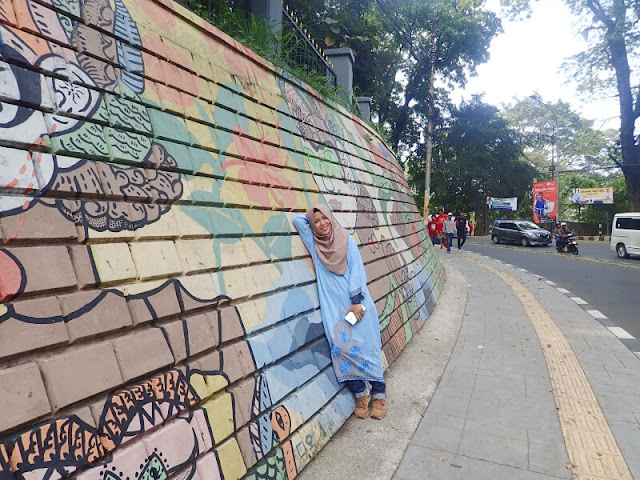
[0, 1, 264, 479]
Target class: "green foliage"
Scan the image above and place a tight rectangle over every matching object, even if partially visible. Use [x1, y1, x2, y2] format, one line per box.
[502, 94, 629, 225]
[407, 98, 535, 228]
[502, 96, 619, 175]
[181, 2, 351, 108]
[286, 0, 503, 157]
[501, 0, 640, 211]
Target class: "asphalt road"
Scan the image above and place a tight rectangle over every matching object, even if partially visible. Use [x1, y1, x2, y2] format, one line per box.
[461, 235, 640, 341]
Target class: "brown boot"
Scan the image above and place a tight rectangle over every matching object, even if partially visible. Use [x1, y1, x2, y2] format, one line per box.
[354, 395, 370, 419]
[370, 398, 386, 419]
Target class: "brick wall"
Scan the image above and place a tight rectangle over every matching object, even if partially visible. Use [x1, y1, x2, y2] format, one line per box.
[0, 0, 445, 479]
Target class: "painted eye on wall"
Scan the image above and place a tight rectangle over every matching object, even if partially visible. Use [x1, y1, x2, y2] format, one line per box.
[44, 60, 101, 134]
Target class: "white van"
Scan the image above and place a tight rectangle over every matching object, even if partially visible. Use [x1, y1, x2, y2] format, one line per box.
[610, 212, 640, 258]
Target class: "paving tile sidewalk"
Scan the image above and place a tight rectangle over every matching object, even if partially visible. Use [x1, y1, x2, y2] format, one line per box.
[395, 252, 570, 479]
[396, 250, 640, 480]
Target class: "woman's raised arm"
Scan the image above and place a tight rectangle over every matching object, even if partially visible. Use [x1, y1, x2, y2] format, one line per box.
[293, 214, 315, 254]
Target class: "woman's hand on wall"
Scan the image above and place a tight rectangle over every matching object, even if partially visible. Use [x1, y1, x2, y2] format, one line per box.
[348, 304, 366, 321]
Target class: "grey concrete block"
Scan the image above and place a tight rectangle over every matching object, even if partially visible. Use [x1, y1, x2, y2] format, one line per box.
[411, 422, 463, 453]
[474, 372, 526, 396]
[604, 366, 640, 387]
[470, 387, 537, 409]
[464, 417, 528, 442]
[597, 391, 640, 422]
[528, 441, 571, 478]
[393, 445, 569, 480]
[528, 427, 565, 447]
[467, 395, 498, 421]
[420, 412, 466, 430]
[497, 401, 560, 431]
[525, 374, 553, 393]
[608, 419, 640, 480]
[458, 429, 528, 469]
[503, 357, 548, 376]
[427, 391, 470, 417]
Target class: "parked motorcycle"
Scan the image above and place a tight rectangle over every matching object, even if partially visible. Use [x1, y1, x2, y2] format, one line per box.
[556, 233, 579, 255]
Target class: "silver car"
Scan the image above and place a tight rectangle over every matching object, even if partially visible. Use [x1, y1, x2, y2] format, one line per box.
[491, 220, 551, 247]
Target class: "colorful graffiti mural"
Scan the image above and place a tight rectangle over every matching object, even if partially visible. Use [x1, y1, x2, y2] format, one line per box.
[0, 0, 445, 478]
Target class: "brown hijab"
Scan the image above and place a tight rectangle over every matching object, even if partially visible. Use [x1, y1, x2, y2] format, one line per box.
[306, 204, 349, 275]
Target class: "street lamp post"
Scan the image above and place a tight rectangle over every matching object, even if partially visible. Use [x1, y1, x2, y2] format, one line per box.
[529, 95, 560, 221]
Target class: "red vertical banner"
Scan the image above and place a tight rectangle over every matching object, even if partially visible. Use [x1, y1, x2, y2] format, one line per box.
[533, 180, 557, 223]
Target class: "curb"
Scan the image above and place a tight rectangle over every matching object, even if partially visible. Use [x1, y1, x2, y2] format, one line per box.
[576, 235, 611, 242]
[474, 235, 611, 242]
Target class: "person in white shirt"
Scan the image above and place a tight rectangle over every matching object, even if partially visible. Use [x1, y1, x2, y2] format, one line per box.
[443, 212, 457, 253]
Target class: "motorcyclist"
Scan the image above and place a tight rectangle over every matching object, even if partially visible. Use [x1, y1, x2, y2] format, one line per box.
[555, 222, 571, 250]
[553, 222, 562, 248]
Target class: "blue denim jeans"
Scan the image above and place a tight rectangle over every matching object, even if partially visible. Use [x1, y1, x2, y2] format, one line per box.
[446, 233, 454, 251]
[346, 380, 386, 400]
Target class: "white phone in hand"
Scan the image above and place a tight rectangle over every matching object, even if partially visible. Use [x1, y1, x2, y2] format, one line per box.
[345, 306, 366, 325]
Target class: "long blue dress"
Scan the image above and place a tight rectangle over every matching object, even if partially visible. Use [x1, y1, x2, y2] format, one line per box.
[293, 215, 384, 383]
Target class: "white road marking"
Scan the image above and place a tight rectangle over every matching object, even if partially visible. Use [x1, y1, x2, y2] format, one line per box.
[586, 309, 607, 319]
[570, 297, 588, 305]
[608, 327, 635, 340]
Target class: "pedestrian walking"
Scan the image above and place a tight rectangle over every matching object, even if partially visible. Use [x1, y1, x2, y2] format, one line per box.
[456, 211, 468, 251]
[293, 205, 387, 420]
[435, 209, 448, 249]
[428, 217, 438, 245]
[443, 212, 457, 253]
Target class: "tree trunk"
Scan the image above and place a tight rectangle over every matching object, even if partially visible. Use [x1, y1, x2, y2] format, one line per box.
[625, 164, 640, 211]
[390, 60, 430, 151]
[587, 0, 640, 211]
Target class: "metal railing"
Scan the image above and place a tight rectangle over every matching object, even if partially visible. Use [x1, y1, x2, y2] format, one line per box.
[173, 0, 337, 87]
[282, 6, 337, 87]
[173, 0, 239, 25]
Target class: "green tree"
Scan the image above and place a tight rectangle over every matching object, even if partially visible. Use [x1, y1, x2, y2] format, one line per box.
[503, 96, 617, 172]
[502, 0, 640, 211]
[407, 98, 536, 232]
[286, 0, 502, 155]
[285, 0, 401, 106]
[503, 96, 619, 216]
[385, 1, 502, 153]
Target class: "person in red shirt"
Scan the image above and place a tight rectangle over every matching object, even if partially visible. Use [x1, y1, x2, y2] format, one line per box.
[428, 217, 438, 245]
[435, 209, 448, 249]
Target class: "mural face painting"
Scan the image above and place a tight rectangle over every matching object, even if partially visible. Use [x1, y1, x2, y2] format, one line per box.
[0, 0, 444, 479]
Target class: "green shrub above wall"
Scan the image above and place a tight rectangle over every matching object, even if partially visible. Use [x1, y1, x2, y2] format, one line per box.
[0, 0, 444, 479]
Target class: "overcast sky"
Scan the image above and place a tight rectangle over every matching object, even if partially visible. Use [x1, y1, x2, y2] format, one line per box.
[452, 0, 620, 130]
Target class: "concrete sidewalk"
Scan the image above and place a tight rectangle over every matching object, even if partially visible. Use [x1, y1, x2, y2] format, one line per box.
[298, 249, 640, 480]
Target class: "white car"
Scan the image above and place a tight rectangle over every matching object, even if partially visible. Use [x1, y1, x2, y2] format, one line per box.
[610, 212, 640, 258]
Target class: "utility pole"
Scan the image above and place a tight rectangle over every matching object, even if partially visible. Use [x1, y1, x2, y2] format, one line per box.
[423, 11, 436, 224]
[529, 95, 559, 221]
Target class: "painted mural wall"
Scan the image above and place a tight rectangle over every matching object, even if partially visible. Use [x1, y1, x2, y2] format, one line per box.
[0, 0, 445, 478]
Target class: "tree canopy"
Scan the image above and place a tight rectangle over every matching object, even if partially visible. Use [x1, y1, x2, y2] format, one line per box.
[286, 0, 502, 155]
[503, 96, 618, 172]
[406, 98, 536, 230]
[502, 0, 640, 211]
